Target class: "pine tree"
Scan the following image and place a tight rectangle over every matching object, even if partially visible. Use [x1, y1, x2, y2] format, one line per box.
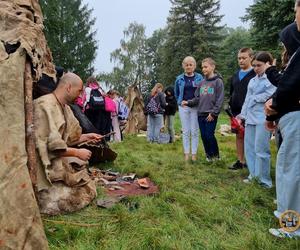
[158, 0, 224, 85]
[243, 0, 296, 58]
[40, 0, 97, 80]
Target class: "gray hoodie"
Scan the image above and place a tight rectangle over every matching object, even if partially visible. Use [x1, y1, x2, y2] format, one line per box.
[187, 74, 224, 117]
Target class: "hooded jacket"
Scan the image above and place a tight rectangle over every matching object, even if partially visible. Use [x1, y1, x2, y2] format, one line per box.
[187, 74, 224, 117]
[164, 86, 177, 116]
[265, 22, 300, 121]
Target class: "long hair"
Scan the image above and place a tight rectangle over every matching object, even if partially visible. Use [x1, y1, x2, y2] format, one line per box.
[252, 51, 273, 64]
[151, 83, 164, 97]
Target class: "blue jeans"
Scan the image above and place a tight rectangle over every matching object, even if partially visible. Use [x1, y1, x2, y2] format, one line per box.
[147, 114, 163, 143]
[164, 115, 175, 142]
[198, 116, 219, 158]
[244, 124, 272, 187]
[276, 111, 300, 216]
[178, 106, 199, 154]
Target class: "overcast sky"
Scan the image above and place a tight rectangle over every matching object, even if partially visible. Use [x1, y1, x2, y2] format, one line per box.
[82, 0, 253, 73]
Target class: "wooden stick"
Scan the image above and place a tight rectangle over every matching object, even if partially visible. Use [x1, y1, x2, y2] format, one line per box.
[24, 61, 37, 194]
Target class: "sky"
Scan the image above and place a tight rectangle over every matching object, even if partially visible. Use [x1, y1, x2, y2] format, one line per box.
[82, 0, 253, 73]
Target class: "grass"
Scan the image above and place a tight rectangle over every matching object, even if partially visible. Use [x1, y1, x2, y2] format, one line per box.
[45, 113, 299, 250]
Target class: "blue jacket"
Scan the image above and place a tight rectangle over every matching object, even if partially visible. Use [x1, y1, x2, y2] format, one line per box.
[240, 73, 276, 125]
[174, 72, 203, 105]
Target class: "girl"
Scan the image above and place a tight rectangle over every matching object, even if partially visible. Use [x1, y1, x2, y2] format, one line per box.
[107, 89, 121, 142]
[164, 86, 177, 143]
[82, 76, 112, 139]
[239, 51, 276, 188]
[182, 58, 224, 161]
[174, 56, 203, 161]
[145, 83, 166, 143]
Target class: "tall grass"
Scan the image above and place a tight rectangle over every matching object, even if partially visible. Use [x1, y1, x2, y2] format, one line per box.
[45, 113, 299, 250]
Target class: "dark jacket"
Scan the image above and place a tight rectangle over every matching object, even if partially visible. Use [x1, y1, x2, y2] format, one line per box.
[164, 86, 177, 116]
[187, 74, 224, 117]
[266, 22, 300, 121]
[228, 69, 256, 116]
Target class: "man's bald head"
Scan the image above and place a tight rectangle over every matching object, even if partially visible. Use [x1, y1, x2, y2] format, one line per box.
[58, 72, 83, 88]
[54, 72, 83, 104]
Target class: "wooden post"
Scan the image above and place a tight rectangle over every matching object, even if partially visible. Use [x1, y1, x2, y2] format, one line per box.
[24, 60, 38, 194]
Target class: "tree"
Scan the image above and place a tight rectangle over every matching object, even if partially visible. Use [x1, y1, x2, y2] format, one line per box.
[40, 0, 97, 80]
[158, 0, 224, 85]
[215, 27, 252, 94]
[144, 28, 168, 90]
[243, 0, 296, 58]
[101, 22, 150, 94]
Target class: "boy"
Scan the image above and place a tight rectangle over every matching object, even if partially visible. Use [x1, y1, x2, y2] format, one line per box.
[228, 48, 256, 170]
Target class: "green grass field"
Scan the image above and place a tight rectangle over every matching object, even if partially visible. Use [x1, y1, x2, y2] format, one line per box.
[45, 113, 299, 250]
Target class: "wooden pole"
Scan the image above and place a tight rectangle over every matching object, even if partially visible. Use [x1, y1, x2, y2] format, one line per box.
[24, 60, 38, 194]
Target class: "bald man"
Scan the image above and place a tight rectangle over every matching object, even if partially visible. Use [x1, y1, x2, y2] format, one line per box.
[34, 72, 102, 215]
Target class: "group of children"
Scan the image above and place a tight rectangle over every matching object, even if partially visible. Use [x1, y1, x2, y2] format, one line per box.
[76, 76, 128, 143]
[176, 51, 279, 191]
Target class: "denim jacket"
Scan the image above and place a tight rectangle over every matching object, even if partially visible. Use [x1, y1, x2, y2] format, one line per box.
[240, 73, 276, 125]
[174, 72, 203, 105]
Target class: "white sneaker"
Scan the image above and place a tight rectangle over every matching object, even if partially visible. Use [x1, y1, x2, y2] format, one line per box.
[243, 178, 251, 184]
[269, 228, 298, 238]
[273, 210, 281, 219]
[206, 157, 212, 162]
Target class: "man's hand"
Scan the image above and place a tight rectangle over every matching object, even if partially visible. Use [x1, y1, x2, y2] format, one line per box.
[80, 133, 103, 144]
[264, 98, 278, 116]
[206, 113, 214, 122]
[76, 148, 92, 161]
[181, 100, 188, 107]
[265, 121, 277, 132]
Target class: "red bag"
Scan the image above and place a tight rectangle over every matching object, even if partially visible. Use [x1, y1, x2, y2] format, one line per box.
[104, 96, 116, 112]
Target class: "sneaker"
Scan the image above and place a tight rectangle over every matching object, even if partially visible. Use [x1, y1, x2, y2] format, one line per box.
[243, 178, 251, 184]
[269, 228, 299, 238]
[229, 160, 245, 170]
[273, 210, 281, 219]
[206, 157, 212, 162]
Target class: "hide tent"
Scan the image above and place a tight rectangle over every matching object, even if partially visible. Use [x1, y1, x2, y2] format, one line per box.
[0, 1, 55, 249]
[124, 84, 147, 134]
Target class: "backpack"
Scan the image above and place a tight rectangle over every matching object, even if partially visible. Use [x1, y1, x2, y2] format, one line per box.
[145, 96, 159, 115]
[88, 88, 105, 110]
[118, 98, 129, 120]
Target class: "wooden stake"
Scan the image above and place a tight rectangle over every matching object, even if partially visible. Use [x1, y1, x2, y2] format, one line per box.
[24, 60, 37, 194]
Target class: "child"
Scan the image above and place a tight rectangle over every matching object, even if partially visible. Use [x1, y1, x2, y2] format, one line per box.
[182, 58, 224, 161]
[107, 89, 121, 142]
[145, 83, 166, 143]
[228, 48, 256, 170]
[239, 51, 276, 188]
[164, 86, 177, 143]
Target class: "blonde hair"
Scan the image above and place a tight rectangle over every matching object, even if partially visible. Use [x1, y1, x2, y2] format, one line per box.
[202, 57, 216, 66]
[151, 83, 164, 96]
[182, 56, 196, 67]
